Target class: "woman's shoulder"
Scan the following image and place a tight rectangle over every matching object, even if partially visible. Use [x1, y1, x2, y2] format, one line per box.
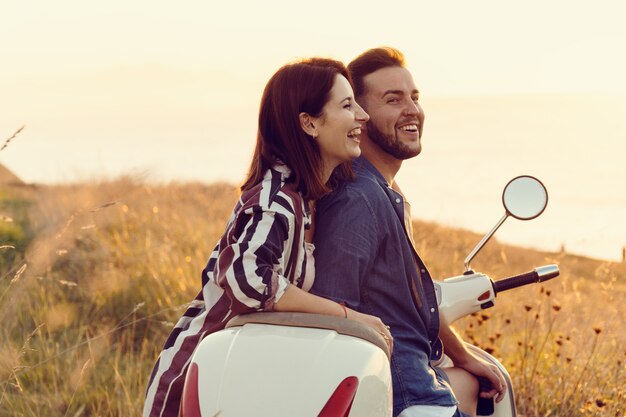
[240, 166, 304, 216]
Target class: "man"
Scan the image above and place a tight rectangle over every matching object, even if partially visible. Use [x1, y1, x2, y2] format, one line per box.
[311, 47, 506, 417]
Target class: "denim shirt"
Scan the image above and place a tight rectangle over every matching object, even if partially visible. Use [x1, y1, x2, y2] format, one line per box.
[311, 157, 457, 416]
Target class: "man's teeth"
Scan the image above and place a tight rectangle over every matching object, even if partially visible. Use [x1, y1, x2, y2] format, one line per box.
[348, 128, 361, 138]
[399, 125, 418, 132]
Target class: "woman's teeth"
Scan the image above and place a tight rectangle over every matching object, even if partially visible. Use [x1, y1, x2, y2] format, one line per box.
[347, 128, 361, 138]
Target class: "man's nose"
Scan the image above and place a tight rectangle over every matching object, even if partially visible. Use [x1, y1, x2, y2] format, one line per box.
[404, 99, 422, 117]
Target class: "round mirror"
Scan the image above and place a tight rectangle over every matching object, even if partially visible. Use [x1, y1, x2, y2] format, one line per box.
[502, 175, 548, 220]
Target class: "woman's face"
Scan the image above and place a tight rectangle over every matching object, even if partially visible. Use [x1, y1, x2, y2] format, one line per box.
[313, 75, 369, 171]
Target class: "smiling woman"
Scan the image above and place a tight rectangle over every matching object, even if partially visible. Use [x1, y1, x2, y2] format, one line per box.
[299, 74, 368, 182]
[142, 57, 387, 417]
[241, 59, 368, 200]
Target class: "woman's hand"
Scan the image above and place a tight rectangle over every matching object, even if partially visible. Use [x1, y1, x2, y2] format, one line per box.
[346, 308, 393, 354]
[273, 286, 393, 353]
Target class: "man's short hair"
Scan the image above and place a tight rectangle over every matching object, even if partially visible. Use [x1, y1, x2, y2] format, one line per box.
[347, 47, 406, 98]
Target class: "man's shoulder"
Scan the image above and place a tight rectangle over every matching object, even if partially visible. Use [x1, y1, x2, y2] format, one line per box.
[313, 170, 384, 250]
[322, 169, 387, 207]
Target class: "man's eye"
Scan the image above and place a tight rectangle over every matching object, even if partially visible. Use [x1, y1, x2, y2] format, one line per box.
[387, 98, 399, 103]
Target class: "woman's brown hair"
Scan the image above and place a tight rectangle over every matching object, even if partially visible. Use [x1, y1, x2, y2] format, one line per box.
[241, 58, 353, 200]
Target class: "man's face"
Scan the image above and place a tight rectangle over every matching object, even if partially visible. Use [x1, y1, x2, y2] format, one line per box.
[358, 66, 424, 160]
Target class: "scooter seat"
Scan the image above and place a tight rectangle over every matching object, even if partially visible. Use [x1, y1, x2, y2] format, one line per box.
[226, 312, 391, 359]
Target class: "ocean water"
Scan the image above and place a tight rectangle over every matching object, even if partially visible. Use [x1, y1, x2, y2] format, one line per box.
[395, 94, 626, 262]
[4, 94, 625, 261]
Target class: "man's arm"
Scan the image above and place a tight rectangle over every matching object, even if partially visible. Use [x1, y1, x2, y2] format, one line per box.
[439, 314, 506, 402]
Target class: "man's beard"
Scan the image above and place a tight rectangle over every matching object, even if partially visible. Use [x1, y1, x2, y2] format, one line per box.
[365, 119, 421, 160]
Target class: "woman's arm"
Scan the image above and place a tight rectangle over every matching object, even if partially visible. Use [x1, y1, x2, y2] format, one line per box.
[214, 207, 293, 313]
[274, 284, 393, 352]
[214, 196, 392, 351]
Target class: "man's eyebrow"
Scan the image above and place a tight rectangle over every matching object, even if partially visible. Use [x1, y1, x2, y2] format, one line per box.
[382, 89, 420, 97]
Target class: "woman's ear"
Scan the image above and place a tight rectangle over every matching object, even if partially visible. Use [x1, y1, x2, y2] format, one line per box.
[299, 112, 318, 138]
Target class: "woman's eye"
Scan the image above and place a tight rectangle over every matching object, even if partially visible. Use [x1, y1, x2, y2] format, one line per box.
[344, 103, 352, 109]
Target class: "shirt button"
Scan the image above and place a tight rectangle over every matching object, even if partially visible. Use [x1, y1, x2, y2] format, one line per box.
[430, 308, 435, 313]
[421, 268, 426, 274]
[395, 198, 401, 203]
[428, 340, 432, 344]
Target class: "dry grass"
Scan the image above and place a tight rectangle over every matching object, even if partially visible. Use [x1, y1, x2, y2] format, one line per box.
[416, 222, 626, 417]
[0, 179, 624, 417]
[0, 178, 237, 416]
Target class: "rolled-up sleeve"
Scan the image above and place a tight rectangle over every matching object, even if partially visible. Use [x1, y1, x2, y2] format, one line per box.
[311, 187, 379, 308]
[215, 207, 293, 314]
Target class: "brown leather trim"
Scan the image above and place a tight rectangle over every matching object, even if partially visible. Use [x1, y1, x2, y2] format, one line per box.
[226, 312, 390, 359]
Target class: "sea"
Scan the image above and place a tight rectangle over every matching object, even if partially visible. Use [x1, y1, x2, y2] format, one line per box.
[4, 94, 625, 262]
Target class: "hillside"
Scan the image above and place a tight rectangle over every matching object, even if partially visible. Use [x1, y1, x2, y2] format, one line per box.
[0, 179, 623, 416]
[0, 164, 24, 186]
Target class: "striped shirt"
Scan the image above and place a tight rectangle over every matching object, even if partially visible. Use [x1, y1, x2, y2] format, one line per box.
[143, 164, 311, 417]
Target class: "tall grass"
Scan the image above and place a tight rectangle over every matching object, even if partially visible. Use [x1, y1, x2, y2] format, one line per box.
[0, 178, 237, 416]
[415, 223, 625, 416]
[0, 178, 624, 416]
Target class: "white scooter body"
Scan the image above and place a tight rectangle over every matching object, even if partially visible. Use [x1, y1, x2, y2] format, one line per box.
[180, 176, 558, 417]
[182, 313, 393, 417]
[181, 267, 558, 417]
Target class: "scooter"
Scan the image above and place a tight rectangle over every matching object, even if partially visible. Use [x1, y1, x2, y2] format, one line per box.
[179, 175, 560, 417]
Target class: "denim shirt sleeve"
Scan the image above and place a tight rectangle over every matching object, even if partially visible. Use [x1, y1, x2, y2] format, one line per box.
[310, 185, 378, 309]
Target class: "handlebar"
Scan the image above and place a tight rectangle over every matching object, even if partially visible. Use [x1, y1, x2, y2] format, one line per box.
[493, 264, 560, 294]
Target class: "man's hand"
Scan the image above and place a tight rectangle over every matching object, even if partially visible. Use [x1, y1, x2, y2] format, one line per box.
[453, 353, 506, 402]
[438, 314, 506, 403]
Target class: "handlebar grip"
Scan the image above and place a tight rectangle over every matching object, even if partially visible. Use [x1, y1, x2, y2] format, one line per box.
[493, 264, 560, 294]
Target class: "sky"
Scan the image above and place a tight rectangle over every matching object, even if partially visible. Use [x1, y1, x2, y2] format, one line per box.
[1, 0, 626, 261]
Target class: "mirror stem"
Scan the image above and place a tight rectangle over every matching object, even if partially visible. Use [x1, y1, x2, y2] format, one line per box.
[464, 213, 509, 272]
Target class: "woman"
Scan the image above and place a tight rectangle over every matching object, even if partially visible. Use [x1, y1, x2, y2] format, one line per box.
[143, 57, 393, 417]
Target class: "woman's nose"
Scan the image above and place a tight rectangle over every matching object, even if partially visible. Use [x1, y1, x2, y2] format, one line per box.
[355, 103, 369, 122]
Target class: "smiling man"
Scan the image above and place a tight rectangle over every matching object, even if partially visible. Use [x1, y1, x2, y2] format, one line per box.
[311, 47, 506, 417]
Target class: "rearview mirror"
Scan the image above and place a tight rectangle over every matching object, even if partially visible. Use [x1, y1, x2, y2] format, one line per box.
[502, 176, 548, 220]
[464, 175, 549, 272]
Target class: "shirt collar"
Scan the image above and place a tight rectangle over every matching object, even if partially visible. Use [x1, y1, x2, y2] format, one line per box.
[353, 157, 389, 186]
[269, 162, 312, 223]
[271, 161, 292, 179]
[353, 156, 407, 202]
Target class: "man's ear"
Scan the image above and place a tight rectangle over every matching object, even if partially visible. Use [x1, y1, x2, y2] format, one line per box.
[299, 112, 318, 138]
